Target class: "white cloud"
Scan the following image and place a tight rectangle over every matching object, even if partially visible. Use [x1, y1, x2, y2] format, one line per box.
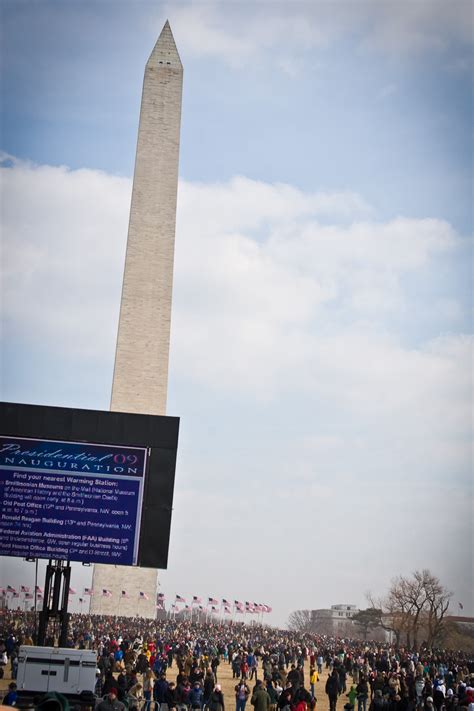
[2, 156, 471, 620]
[2, 155, 467, 411]
[161, 0, 472, 69]
[1, 153, 130, 361]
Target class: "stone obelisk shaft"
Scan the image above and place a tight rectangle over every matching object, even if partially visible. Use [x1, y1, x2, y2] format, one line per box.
[90, 22, 182, 618]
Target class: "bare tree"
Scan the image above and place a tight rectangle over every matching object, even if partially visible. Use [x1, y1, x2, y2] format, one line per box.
[423, 571, 451, 647]
[288, 609, 314, 632]
[368, 570, 452, 649]
[367, 590, 411, 647]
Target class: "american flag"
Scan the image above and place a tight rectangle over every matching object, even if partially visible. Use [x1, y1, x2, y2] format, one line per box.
[192, 595, 202, 604]
[0, 589, 5, 595]
[35, 586, 43, 594]
[121, 590, 129, 598]
[20, 585, 30, 593]
[211, 605, 218, 612]
[222, 598, 229, 605]
[102, 589, 112, 597]
[208, 596, 219, 605]
[234, 599, 242, 606]
[12, 592, 19, 598]
[69, 587, 77, 595]
[157, 593, 165, 599]
[7, 585, 16, 593]
[264, 605, 272, 613]
[235, 603, 244, 612]
[24, 593, 33, 600]
[185, 605, 191, 610]
[139, 591, 149, 600]
[84, 587, 94, 595]
[224, 606, 231, 614]
[175, 594, 186, 602]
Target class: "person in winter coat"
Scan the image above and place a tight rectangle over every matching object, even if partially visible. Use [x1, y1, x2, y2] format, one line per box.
[277, 688, 292, 711]
[189, 682, 204, 710]
[235, 681, 251, 711]
[211, 658, 220, 683]
[143, 669, 156, 711]
[310, 669, 318, 700]
[293, 699, 307, 711]
[3, 682, 17, 707]
[98, 688, 126, 711]
[127, 683, 144, 711]
[209, 684, 225, 711]
[287, 666, 300, 689]
[356, 677, 370, 711]
[266, 680, 278, 711]
[155, 675, 169, 709]
[251, 680, 271, 711]
[346, 686, 358, 710]
[326, 671, 340, 711]
[204, 671, 216, 708]
[369, 690, 389, 711]
[164, 681, 177, 711]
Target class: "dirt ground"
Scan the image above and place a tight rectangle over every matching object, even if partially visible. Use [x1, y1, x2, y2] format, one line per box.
[214, 660, 351, 711]
[0, 655, 354, 711]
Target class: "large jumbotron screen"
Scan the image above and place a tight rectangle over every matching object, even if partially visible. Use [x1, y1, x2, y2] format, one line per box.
[0, 402, 179, 568]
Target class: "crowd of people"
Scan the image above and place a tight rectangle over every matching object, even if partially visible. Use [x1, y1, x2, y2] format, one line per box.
[0, 610, 473, 711]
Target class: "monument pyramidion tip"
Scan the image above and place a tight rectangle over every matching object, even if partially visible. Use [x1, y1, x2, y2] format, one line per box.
[148, 20, 182, 68]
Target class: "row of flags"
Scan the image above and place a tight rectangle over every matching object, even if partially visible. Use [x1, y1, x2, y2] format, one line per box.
[1, 585, 86, 603]
[173, 596, 272, 614]
[86, 589, 151, 600]
[1, 586, 272, 613]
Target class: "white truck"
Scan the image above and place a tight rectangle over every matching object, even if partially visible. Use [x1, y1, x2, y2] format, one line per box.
[16, 645, 98, 707]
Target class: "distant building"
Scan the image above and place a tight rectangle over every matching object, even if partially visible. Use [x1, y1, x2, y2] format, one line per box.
[312, 604, 359, 634]
[446, 615, 474, 632]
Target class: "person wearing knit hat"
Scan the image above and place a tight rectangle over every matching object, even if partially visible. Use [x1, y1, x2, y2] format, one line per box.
[97, 687, 126, 711]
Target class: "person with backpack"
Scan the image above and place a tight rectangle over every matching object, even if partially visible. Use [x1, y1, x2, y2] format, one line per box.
[357, 677, 370, 711]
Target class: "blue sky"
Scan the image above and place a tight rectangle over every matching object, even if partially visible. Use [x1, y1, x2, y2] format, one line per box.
[1, 0, 472, 625]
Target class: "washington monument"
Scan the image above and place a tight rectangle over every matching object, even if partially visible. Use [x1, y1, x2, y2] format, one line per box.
[90, 21, 183, 617]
